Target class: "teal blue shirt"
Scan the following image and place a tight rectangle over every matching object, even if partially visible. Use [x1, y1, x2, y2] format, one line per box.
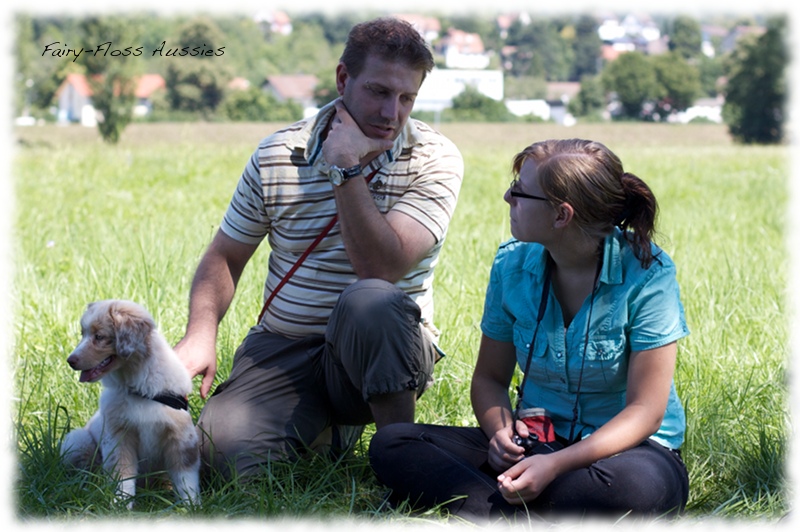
[480, 228, 689, 449]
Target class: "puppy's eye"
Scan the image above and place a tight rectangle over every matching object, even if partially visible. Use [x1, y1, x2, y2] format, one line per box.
[94, 334, 105, 342]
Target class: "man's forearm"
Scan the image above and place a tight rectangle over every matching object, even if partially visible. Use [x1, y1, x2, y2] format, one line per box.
[334, 178, 435, 282]
[333, 179, 408, 281]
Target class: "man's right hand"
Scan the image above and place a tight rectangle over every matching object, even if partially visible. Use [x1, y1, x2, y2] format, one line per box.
[174, 333, 218, 399]
[173, 230, 258, 399]
[323, 99, 394, 169]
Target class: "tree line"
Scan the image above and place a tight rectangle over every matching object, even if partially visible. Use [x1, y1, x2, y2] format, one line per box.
[13, 11, 787, 144]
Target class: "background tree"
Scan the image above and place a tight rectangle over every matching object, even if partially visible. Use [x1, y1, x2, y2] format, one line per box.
[265, 21, 340, 80]
[14, 15, 83, 122]
[723, 16, 788, 144]
[14, 15, 39, 118]
[569, 74, 605, 119]
[14, 11, 781, 127]
[505, 18, 572, 80]
[221, 86, 302, 122]
[601, 51, 662, 119]
[439, 14, 503, 54]
[165, 17, 232, 119]
[81, 16, 142, 143]
[697, 55, 725, 97]
[298, 11, 368, 47]
[444, 85, 517, 122]
[651, 51, 702, 119]
[669, 15, 703, 60]
[570, 14, 602, 81]
[215, 15, 278, 87]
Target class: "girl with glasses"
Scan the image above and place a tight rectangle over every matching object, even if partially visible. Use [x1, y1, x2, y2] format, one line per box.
[368, 138, 690, 524]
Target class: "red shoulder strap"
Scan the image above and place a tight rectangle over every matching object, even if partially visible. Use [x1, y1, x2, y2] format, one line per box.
[256, 168, 380, 324]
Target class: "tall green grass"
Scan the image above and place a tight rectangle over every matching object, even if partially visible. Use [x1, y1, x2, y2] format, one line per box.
[11, 122, 789, 523]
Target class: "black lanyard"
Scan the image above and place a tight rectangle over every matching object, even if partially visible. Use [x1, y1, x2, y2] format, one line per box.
[514, 255, 552, 414]
[514, 249, 603, 444]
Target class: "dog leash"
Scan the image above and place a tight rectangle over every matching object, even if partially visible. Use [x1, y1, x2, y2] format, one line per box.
[256, 168, 380, 324]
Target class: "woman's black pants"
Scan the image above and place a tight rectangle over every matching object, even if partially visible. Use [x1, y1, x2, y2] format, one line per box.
[368, 423, 689, 524]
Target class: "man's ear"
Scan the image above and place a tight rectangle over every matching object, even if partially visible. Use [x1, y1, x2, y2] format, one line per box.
[553, 202, 575, 229]
[335, 63, 348, 96]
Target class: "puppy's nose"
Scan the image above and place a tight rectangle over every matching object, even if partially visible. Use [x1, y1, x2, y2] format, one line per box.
[67, 354, 80, 369]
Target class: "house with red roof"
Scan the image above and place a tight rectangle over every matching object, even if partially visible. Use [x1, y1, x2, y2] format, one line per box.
[254, 10, 292, 36]
[438, 28, 491, 70]
[394, 13, 441, 43]
[55, 72, 166, 125]
[263, 74, 319, 112]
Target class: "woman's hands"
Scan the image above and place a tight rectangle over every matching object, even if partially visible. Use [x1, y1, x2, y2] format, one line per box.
[487, 420, 560, 505]
[487, 419, 527, 471]
[496, 453, 560, 504]
[472, 334, 561, 504]
[489, 341, 681, 506]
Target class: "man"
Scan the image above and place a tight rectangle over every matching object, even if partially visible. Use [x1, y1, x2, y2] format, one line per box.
[174, 17, 464, 478]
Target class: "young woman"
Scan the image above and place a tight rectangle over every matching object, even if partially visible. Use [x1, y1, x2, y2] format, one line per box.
[369, 139, 690, 524]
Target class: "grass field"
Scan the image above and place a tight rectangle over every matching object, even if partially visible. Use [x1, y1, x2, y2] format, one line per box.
[10, 121, 790, 525]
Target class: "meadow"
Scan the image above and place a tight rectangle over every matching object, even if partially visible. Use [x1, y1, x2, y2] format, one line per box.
[10, 121, 790, 525]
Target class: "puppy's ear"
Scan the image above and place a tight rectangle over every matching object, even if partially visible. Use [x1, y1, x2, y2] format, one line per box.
[109, 302, 154, 359]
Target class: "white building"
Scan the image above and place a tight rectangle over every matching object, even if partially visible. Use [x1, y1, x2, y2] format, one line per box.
[415, 69, 504, 112]
[599, 13, 661, 48]
[670, 97, 724, 124]
[55, 72, 165, 126]
[505, 99, 551, 120]
[439, 29, 491, 70]
[254, 10, 292, 36]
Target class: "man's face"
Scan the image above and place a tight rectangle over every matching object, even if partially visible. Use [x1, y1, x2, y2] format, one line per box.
[336, 54, 424, 142]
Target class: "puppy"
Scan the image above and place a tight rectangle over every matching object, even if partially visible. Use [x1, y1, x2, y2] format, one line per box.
[60, 300, 200, 507]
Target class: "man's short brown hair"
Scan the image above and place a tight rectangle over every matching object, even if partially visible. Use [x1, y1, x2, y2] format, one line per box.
[340, 17, 435, 82]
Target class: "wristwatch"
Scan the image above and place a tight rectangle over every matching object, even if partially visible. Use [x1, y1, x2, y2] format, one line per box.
[328, 163, 362, 186]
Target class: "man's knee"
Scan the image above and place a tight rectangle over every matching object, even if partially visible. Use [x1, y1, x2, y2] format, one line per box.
[195, 389, 310, 479]
[334, 278, 420, 329]
[196, 407, 276, 480]
[323, 279, 436, 423]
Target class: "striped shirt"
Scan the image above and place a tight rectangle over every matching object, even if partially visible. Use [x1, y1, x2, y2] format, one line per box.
[220, 101, 464, 339]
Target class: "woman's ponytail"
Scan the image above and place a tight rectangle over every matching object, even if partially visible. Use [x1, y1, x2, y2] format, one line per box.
[616, 172, 658, 268]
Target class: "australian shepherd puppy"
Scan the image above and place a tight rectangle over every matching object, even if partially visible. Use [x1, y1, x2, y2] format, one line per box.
[60, 300, 200, 507]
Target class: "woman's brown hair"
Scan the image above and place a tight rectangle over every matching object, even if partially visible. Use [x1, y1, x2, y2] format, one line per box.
[512, 139, 659, 268]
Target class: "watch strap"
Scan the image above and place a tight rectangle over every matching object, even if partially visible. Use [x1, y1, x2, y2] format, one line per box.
[339, 164, 362, 179]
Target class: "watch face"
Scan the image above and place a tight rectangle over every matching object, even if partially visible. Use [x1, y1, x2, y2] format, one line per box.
[329, 164, 361, 186]
[329, 167, 345, 186]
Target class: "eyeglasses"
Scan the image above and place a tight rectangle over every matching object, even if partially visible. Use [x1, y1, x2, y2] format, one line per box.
[509, 179, 548, 201]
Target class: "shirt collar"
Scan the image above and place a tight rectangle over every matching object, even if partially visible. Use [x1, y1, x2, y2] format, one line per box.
[521, 230, 624, 287]
[286, 100, 423, 171]
[601, 229, 624, 286]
